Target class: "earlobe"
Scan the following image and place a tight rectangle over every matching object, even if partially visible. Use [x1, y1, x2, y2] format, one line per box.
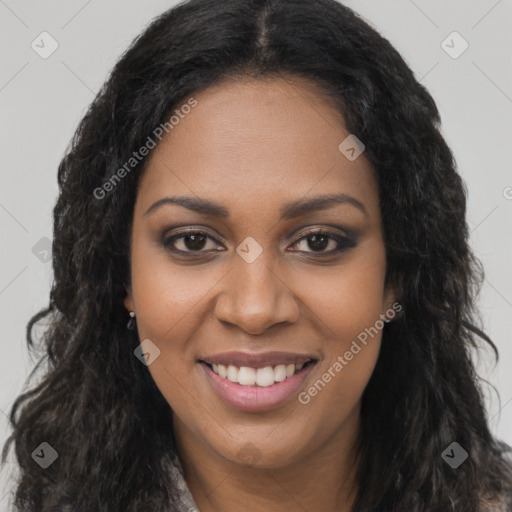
[124, 288, 134, 313]
[383, 275, 403, 318]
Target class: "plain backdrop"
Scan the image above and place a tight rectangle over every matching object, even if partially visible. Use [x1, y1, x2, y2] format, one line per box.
[1, 0, 511, 509]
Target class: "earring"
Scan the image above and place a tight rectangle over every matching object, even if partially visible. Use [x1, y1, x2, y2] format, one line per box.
[127, 311, 136, 330]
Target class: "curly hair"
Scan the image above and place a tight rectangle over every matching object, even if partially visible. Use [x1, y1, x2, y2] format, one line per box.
[2, 0, 512, 510]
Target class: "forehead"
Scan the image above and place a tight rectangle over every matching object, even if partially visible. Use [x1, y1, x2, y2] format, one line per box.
[136, 76, 380, 223]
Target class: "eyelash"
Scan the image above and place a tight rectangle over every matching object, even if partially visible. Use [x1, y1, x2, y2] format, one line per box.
[162, 228, 356, 257]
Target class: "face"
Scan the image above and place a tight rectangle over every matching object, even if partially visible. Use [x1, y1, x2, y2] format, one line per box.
[124, 76, 397, 469]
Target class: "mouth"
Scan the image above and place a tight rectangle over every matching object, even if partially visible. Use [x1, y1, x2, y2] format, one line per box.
[198, 352, 318, 412]
[199, 359, 316, 387]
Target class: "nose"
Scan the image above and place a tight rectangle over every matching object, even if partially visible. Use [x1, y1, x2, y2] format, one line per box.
[213, 251, 300, 335]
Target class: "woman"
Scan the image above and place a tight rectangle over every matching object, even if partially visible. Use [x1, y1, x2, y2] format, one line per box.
[2, 0, 511, 510]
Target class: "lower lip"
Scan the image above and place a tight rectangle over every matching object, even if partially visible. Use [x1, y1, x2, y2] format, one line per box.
[200, 362, 316, 412]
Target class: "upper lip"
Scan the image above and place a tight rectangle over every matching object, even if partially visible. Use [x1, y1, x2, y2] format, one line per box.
[199, 351, 316, 369]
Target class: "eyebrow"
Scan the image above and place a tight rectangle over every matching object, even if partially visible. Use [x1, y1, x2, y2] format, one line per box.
[144, 193, 368, 219]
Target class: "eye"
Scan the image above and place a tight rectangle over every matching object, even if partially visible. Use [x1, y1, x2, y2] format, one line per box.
[162, 228, 357, 257]
[162, 230, 223, 253]
[289, 229, 356, 255]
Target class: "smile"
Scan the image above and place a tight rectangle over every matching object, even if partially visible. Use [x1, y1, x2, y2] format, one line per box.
[198, 352, 318, 412]
[206, 361, 313, 387]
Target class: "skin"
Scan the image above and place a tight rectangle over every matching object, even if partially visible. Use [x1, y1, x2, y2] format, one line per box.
[124, 75, 398, 512]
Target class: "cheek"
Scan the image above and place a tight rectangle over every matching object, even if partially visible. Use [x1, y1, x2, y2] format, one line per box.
[129, 241, 218, 342]
[296, 243, 386, 404]
[129, 246, 213, 402]
[298, 243, 387, 340]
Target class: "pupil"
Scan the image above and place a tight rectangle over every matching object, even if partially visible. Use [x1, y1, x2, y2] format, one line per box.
[308, 234, 328, 251]
[185, 234, 207, 250]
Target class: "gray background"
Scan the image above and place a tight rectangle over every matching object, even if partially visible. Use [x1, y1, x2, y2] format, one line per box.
[1, 0, 511, 508]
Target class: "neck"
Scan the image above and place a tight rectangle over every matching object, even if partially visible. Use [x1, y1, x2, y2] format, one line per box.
[173, 407, 362, 512]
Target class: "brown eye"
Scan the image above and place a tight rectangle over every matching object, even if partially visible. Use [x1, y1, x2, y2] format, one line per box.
[163, 231, 222, 253]
[162, 228, 356, 257]
[290, 230, 357, 255]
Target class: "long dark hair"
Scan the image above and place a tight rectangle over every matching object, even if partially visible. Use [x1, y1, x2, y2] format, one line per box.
[3, 0, 511, 510]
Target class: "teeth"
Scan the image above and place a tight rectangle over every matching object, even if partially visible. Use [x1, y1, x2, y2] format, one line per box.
[256, 366, 275, 387]
[237, 367, 256, 385]
[274, 364, 287, 382]
[227, 365, 239, 382]
[209, 361, 309, 386]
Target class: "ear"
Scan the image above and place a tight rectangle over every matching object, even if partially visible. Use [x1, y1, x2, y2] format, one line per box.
[124, 286, 134, 313]
[383, 273, 403, 317]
